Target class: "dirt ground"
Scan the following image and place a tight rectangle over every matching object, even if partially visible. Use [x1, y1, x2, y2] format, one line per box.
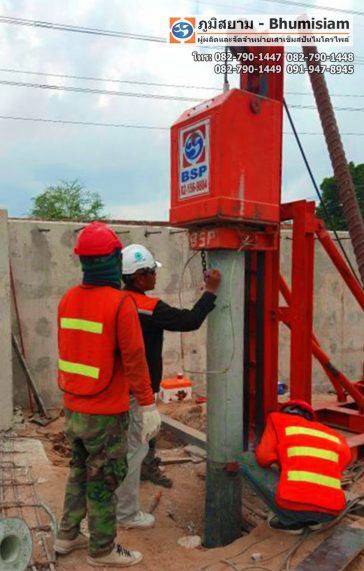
[9, 399, 364, 571]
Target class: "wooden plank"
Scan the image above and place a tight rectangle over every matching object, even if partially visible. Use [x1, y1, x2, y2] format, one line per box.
[184, 444, 207, 459]
[350, 500, 364, 518]
[12, 333, 49, 418]
[294, 526, 364, 571]
[160, 414, 206, 449]
[160, 456, 192, 465]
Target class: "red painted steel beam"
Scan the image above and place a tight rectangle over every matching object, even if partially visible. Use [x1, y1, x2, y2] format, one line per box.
[313, 344, 364, 413]
[289, 201, 315, 403]
[188, 226, 278, 251]
[263, 248, 279, 417]
[248, 253, 258, 438]
[316, 403, 364, 435]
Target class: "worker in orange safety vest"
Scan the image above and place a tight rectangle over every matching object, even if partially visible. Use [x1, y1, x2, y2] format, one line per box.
[240, 399, 352, 534]
[54, 222, 161, 568]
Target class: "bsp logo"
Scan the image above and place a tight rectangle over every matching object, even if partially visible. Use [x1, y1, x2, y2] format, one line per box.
[180, 122, 209, 184]
[169, 18, 196, 43]
[182, 126, 206, 168]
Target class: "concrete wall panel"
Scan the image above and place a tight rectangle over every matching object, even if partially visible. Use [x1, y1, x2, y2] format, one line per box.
[9, 221, 207, 406]
[0, 210, 12, 429]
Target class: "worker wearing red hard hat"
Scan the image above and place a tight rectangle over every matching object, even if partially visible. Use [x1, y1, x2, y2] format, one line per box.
[115, 243, 221, 527]
[240, 399, 352, 534]
[54, 222, 160, 567]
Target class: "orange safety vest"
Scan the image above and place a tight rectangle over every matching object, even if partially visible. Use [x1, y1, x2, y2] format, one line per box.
[58, 285, 129, 397]
[126, 290, 160, 316]
[271, 412, 348, 513]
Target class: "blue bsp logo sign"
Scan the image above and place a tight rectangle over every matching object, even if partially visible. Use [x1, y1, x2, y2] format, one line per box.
[183, 130, 205, 165]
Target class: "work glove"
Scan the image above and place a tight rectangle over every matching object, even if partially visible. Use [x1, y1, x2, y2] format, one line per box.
[140, 404, 161, 444]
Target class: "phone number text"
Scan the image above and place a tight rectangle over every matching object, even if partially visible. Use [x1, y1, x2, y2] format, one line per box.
[214, 64, 354, 74]
[208, 51, 354, 63]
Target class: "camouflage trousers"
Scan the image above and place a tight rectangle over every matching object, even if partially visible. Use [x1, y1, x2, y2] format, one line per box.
[57, 409, 129, 556]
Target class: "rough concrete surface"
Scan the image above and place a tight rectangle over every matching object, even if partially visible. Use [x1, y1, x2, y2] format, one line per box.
[0, 210, 13, 429]
[9, 220, 207, 406]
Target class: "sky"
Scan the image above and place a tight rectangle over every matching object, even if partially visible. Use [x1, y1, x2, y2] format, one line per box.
[0, 0, 362, 220]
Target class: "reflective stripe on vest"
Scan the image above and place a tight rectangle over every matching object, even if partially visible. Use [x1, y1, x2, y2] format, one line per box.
[287, 446, 339, 463]
[285, 426, 340, 444]
[287, 470, 341, 490]
[137, 309, 154, 316]
[60, 318, 103, 334]
[59, 358, 100, 380]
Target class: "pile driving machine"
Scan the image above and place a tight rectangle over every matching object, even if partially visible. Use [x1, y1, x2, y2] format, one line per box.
[170, 45, 364, 547]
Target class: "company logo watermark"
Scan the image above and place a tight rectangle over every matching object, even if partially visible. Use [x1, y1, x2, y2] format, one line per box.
[168, 14, 353, 46]
[169, 17, 196, 43]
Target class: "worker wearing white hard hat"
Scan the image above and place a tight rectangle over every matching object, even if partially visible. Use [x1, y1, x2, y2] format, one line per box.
[115, 243, 221, 530]
[121, 244, 162, 275]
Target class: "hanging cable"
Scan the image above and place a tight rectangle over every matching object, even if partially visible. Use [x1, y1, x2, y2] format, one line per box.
[0, 114, 169, 129]
[0, 78, 203, 102]
[258, 0, 364, 16]
[223, 46, 230, 93]
[3, 76, 364, 113]
[1, 114, 364, 137]
[0, 15, 166, 42]
[283, 99, 361, 285]
[0, 67, 221, 91]
[202, 494, 364, 571]
[3, 67, 364, 93]
[177, 248, 246, 375]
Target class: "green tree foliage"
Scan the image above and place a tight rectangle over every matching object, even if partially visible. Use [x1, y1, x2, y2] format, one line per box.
[316, 162, 364, 230]
[30, 180, 107, 221]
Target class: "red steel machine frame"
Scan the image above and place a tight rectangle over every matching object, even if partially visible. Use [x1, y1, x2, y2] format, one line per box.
[188, 204, 364, 456]
[171, 45, 364, 456]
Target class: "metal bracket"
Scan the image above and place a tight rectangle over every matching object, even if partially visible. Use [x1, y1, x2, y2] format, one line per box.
[188, 226, 278, 251]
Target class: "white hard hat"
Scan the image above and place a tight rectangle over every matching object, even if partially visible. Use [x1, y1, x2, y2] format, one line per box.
[122, 244, 162, 275]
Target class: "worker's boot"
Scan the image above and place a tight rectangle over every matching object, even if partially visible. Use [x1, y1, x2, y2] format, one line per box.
[87, 544, 143, 567]
[54, 532, 89, 554]
[118, 510, 155, 529]
[268, 515, 304, 535]
[141, 450, 173, 488]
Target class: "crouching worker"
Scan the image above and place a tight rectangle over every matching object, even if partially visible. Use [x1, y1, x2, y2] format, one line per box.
[54, 222, 161, 567]
[240, 399, 352, 534]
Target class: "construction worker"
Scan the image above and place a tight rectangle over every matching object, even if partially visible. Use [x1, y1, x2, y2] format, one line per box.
[115, 243, 221, 527]
[240, 399, 352, 534]
[54, 222, 161, 567]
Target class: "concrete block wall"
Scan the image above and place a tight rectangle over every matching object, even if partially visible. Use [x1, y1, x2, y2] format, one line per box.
[9, 220, 207, 407]
[0, 210, 13, 429]
[8, 220, 363, 408]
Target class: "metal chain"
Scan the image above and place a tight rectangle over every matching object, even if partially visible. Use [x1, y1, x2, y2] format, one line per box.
[200, 250, 208, 280]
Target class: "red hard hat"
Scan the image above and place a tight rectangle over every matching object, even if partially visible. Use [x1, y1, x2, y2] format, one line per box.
[74, 222, 122, 256]
[279, 399, 317, 422]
